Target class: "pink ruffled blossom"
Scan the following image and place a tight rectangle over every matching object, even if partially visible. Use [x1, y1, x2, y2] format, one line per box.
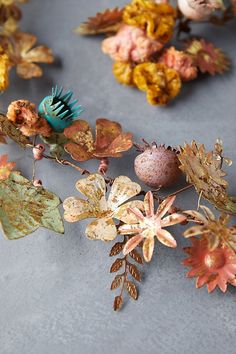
[158, 47, 198, 81]
[102, 25, 163, 63]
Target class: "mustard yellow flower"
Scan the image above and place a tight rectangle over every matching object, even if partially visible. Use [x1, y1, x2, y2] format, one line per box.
[113, 61, 134, 86]
[0, 47, 10, 91]
[133, 62, 181, 105]
[123, 0, 176, 43]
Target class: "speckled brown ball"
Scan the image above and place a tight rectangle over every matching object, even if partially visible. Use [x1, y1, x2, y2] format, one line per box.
[134, 146, 182, 188]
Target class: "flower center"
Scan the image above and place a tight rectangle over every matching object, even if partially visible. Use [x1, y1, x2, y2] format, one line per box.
[204, 250, 226, 270]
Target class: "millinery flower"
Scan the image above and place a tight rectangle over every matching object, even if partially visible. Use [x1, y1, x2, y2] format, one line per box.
[102, 25, 163, 63]
[183, 237, 236, 292]
[184, 206, 236, 252]
[120, 191, 186, 262]
[158, 47, 197, 81]
[177, 0, 224, 21]
[64, 118, 133, 162]
[0, 154, 15, 180]
[0, 47, 9, 91]
[113, 61, 134, 86]
[63, 174, 143, 241]
[9, 31, 54, 79]
[186, 39, 229, 75]
[7, 100, 52, 137]
[133, 62, 181, 105]
[0, 0, 26, 33]
[123, 0, 176, 43]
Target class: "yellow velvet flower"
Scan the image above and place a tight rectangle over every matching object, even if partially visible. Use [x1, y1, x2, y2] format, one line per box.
[133, 62, 181, 105]
[0, 47, 10, 91]
[113, 61, 134, 86]
[123, 0, 176, 43]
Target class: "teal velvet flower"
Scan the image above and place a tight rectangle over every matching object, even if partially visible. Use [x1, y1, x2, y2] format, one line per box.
[38, 86, 83, 132]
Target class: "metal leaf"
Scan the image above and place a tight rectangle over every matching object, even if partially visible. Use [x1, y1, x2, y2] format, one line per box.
[129, 249, 143, 264]
[113, 295, 123, 311]
[125, 280, 138, 300]
[128, 263, 141, 282]
[110, 258, 123, 273]
[109, 242, 124, 256]
[0, 114, 30, 147]
[110, 275, 123, 290]
[0, 172, 64, 239]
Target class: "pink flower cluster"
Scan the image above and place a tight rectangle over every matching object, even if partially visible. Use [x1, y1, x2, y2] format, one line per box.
[159, 47, 197, 81]
[102, 25, 163, 63]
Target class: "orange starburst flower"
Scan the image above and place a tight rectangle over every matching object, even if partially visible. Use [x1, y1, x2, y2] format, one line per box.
[183, 237, 236, 293]
[0, 154, 15, 180]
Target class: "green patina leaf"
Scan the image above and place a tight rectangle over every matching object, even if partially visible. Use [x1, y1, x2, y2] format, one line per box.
[40, 132, 69, 157]
[0, 172, 64, 240]
[0, 114, 30, 147]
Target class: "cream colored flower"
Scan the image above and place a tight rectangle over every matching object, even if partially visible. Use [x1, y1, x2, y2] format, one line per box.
[63, 174, 143, 241]
[120, 191, 186, 262]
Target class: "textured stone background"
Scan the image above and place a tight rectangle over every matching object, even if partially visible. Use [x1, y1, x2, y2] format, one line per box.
[0, 1, 236, 354]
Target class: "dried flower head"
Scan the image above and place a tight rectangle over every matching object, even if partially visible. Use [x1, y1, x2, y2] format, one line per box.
[63, 174, 143, 241]
[183, 237, 236, 293]
[9, 32, 54, 79]
[186, 39, 229, 75]
[102, 25, 163, 63]
[0, 46, 10, 91]
[7, 100, 52, 137]
[133, 62, 181, 105]
[113, 61, 134, 86]
[0, 0, 27, 33]
[123, 0, 176, 43]
[120, 191, 186, 262]
[178, 0, 224, 21]
[178, 141, 236, 215]
[158, 47, 198, 81]
[184, 206, 236, 252]
[64, 118, 133, 161]
[0, 154, 15, 180]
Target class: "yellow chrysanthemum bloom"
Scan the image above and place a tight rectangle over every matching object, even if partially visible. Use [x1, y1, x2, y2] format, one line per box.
[123, 0, 176, 43]
[133, 62, 181, 105]
[113, 61, 134, 86]
[0, 48, 10, 91]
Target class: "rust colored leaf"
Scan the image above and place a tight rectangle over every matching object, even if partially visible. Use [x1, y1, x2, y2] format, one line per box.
[110, 258, 123, 273]
[110, 275, 123, 290]
[75, 8, 123, 35]
[125, 280, 138, 300]
[109, 242, 124, 256]
[0, 114, 30, 147]
[128, 263, 141, 282]
[129, 249, 143, 264]
[0, 154, 15, 181]
[113, 295, 123, 311]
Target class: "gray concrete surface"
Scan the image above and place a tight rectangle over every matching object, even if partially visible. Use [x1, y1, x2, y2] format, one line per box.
[0, 1, 236, 353]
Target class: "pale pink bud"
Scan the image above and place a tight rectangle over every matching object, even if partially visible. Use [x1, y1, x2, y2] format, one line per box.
[33, 144, 45, 160]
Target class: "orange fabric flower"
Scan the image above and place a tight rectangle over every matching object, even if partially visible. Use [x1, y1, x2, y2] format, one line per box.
[7, 100, 52, 137]
[133, 62, 181, 105]
[123, 0, 176, 43]
[183, 237, 236, 293]
[102, 24, 163, 63]
[158, 47, 197, 81]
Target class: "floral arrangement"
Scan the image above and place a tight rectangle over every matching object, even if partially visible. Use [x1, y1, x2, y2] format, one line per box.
[1, 85, 236, 311]
[0, 0, 54, 91]
[76, 0, 235, 105]
[0, 0, 236, 312]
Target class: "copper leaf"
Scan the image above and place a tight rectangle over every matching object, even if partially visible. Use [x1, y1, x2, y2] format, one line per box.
[110, 258, 124, 273]
[110, 275, 123, 290]
[113, 295, 123, 311]
[125, 280, 138, 300]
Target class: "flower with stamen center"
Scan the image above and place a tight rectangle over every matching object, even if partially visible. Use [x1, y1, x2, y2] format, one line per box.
[120, 191, 186, 262]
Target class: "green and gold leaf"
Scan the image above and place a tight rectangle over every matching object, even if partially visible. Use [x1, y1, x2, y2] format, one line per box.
[0, 172, 64, 240]
[0, 114, 30, 147]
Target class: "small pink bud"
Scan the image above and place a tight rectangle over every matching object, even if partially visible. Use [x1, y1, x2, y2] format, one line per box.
[33, 144, 45, 160]
[33, 179, 42, 187]
[98, 158, 109, 174]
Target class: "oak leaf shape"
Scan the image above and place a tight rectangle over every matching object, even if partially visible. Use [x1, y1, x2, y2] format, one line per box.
[0, 172, 64, 239]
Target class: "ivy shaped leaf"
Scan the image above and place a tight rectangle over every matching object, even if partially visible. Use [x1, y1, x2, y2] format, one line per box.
[0, 172, 64, 240]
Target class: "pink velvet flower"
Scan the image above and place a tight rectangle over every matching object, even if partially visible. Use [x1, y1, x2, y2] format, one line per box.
[102, 25, 163, 63]
[158, 47, 197, 81]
